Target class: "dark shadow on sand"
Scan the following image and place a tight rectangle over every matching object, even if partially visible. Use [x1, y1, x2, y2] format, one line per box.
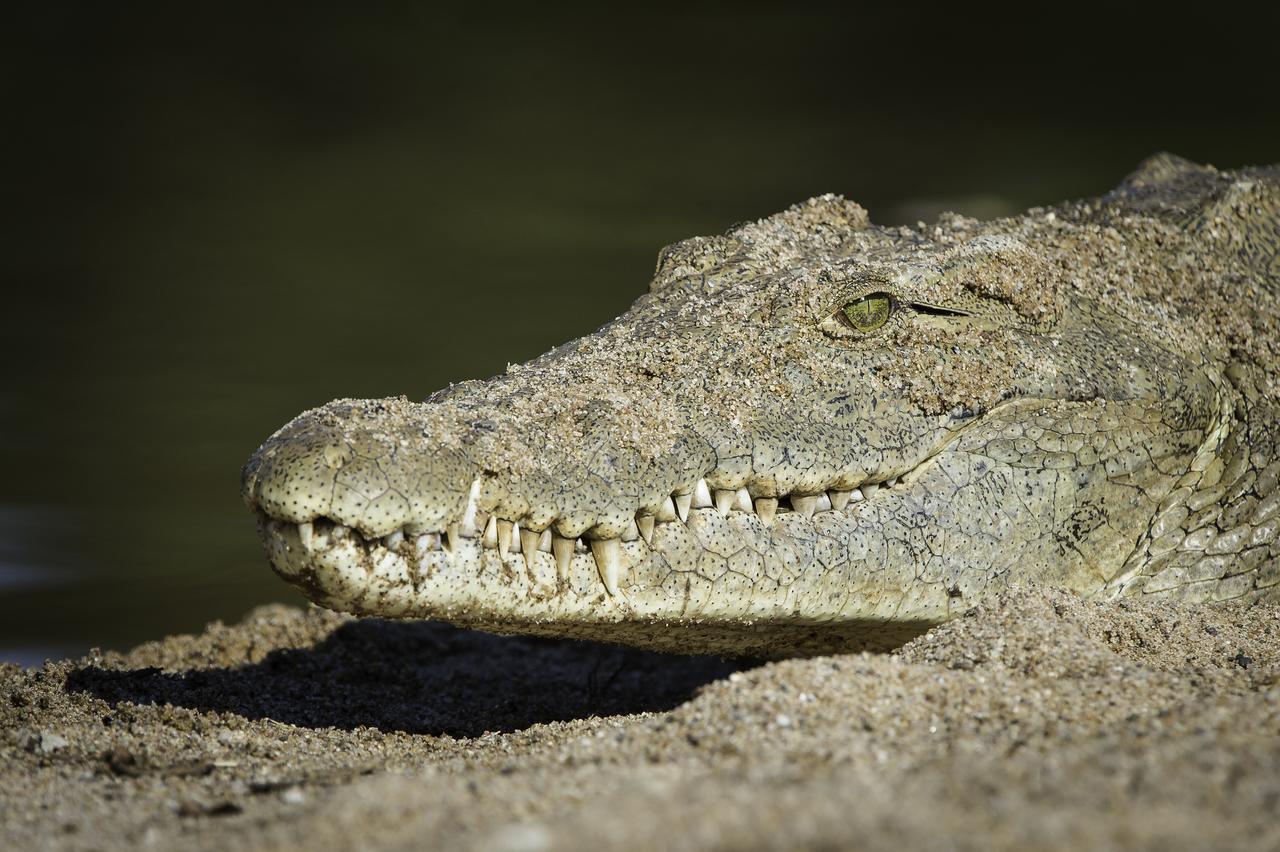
[65, 619, 753, 736]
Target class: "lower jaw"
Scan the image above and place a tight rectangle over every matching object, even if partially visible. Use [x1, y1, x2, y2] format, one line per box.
[256, 506, 951, 655]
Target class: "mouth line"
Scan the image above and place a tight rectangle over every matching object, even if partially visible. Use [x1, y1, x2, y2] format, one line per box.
[255, 463, 928, 599]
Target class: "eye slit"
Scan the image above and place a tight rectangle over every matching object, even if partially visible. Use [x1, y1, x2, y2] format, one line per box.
[910, 302, 971, 318]
[841, 292, 893, 332]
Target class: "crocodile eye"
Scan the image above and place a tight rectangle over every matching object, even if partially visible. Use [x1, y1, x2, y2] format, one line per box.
[841, 293, 893, 332]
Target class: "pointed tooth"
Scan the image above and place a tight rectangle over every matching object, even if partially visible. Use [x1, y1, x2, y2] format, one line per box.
[483, 516, 498, 549]
[589, 538, 624, 596]
[692, 479, 714, 509]
[655, 497, 678, 522]
[636, 514, 655, 545]
[814, 492, 832, 513]
[553, 534, 574, 580]
[886, 476, 899, 488]
[861, 482, 880, 499]
[828, 490, 851, 511]
[443, 523, 460, 554]
[384, 530, 405, 550]
[621, 518, 640, 542]
[674, 493, 692, 522]
[849, 487, 865, 502]
[497, 520, 514, 555]
[521, 527, 541, 571]
[460, 478, 481, 535]
[755, 497, 778, 525]
[733, 488, 753, 513]
[298, 522, 314, 552]
[416, 533, 438, 556]
[792, 495, 819, 517]
[538, 529, 553, 552]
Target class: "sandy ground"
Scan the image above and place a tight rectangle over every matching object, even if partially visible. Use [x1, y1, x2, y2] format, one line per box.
[1, 587, 1278, 852]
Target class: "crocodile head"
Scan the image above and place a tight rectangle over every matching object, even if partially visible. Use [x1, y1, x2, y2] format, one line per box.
[242, 171, 1250, 656]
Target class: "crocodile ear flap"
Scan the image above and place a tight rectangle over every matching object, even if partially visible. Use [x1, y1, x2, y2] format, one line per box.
[939, 235, 1061, 326]
[650, 235, 743, 294]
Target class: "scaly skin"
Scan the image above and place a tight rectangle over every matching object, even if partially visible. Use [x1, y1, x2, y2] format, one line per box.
[241, 154, 1280, 656]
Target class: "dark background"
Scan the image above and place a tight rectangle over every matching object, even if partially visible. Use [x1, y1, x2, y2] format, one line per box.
[2, 5, 1277, 663]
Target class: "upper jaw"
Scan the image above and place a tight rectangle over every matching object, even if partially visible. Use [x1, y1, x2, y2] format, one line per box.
[241, 388, 953, 539]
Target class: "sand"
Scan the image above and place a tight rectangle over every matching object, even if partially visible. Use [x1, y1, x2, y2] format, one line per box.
[2, 587, 1277, 851]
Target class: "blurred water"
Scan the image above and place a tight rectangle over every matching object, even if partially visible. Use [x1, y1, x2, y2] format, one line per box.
[2, 7, 1276, 660]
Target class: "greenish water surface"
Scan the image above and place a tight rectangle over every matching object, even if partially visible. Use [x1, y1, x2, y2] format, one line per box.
[3, 7, 1276, 663]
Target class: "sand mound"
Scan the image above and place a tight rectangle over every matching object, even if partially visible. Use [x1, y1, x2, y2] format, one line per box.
[2, 588, 1277, 851]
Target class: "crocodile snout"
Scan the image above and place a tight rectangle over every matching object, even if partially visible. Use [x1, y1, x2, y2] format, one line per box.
[240, 396, 475, 538]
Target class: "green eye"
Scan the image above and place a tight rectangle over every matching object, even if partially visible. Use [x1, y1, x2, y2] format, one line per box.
[842, 293, 893, 332]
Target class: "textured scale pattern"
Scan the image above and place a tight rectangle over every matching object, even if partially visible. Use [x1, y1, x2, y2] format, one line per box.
[241, 154, 1280, 656]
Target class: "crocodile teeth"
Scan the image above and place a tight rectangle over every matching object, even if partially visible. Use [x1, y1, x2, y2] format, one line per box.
[460, 478, 482, 536]
[791, 495, 819, 518]
[497, 520, 514, 555]
[520, 527, 541, 571]
[552, 534, 574, 580]
[268, 464, 909, 585]
[755, 497, 778, 525]
[636, 514, 655, 545]
[655, 497, 678, 522]
[674, 493, 692, 522]
[590, 538, 623, 596]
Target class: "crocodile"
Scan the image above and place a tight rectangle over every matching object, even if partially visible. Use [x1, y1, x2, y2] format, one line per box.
[241, 154, 1280, 657]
